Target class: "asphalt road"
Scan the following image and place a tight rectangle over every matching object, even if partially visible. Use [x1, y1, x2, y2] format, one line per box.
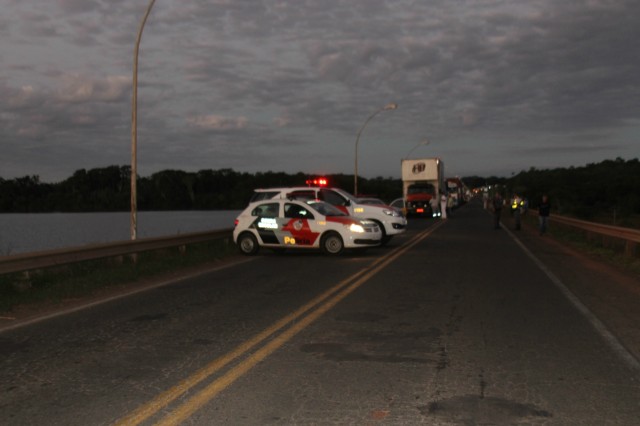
[1, 199, 639, 425]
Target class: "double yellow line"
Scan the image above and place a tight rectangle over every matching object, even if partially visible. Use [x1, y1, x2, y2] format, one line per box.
[115, 221, 444, 425]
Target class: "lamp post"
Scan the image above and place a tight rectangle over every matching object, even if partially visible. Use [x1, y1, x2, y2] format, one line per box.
[131, 0, 156, 241]
[405, 139, 430, 159]
[353, 102, 398, 196]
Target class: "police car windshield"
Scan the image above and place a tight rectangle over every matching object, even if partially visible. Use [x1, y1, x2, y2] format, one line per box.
[333, 188, 357, 202]
[306, 200, 347, 217]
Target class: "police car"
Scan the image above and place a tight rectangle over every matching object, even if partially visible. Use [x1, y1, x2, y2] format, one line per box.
[233, 198, 382, 255]
[249, 187, 407, 245]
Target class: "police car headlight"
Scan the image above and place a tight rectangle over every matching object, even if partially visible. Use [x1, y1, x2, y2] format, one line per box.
[349, 223, 365, 233]
[383, 209, 401, 217]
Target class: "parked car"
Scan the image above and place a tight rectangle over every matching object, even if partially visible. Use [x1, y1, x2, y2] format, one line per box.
[359, 197, 404, 216]
[249, 187, 407, 245]
[358, 197, 386, 206]
[233, 198, 382, 255]
[389, 198, 407, 216]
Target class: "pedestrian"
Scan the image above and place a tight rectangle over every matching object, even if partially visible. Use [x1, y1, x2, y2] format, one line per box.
[512, 194, 522, 230]
[440, 191, 448, 219]
[429, 195, 439, 218]
[538, 194, 551, 235]
[492, 193, 503, 229]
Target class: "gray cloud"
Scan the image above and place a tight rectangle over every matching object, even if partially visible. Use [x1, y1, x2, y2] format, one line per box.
[0, 0, 638, 182]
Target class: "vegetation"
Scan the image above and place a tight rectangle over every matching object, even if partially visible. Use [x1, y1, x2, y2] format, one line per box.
[1, 157, 638, 225]
[503, 158, 640, 227]
[0, 167, 402, 212]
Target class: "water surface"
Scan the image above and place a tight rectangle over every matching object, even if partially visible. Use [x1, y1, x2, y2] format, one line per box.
[0, 210, 240, 256]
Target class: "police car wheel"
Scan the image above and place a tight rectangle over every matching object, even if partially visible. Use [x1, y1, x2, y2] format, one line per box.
[372, 220, 389, 246]
[321, 232, 344, 255]
[238, 232, 259, 255]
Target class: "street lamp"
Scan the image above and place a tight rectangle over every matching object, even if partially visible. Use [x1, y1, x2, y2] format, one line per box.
[131, 0, 157, 241]
[353, 102, 398, 196]
[405, 139, 430, 159]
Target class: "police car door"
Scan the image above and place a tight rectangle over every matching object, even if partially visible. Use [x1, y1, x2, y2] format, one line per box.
[252, 202, 283, 246]
[281, 202, 320, 247]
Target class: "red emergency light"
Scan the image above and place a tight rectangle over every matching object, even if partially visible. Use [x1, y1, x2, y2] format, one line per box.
[305, 177, 328, 187]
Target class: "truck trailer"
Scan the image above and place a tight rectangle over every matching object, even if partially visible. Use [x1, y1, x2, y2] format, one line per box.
[446, 177, 467, 208]
[401, 158, 445, 217]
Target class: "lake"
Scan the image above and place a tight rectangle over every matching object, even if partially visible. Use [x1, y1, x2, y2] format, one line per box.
[0, 211, 241, 256]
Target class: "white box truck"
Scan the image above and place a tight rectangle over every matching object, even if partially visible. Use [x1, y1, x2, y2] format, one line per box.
[401, 158, 445, 217]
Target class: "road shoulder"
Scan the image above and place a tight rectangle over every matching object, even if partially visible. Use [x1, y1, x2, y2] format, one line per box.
[504, 214, 640, 365]
[0, 255, 251, 332]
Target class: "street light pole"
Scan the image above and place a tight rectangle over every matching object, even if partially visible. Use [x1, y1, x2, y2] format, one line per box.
[405, 139, 430, 159]
[131, 0, 156, 241]
[353, 102, 397, 196]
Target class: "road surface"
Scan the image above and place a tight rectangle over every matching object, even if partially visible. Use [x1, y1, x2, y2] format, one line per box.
[1, 199, 639, 425]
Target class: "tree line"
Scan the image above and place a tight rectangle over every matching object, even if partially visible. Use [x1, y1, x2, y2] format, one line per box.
[504, 158, 640, 226]
[0, 167, 405, 213]
[1, 158, 638, 226]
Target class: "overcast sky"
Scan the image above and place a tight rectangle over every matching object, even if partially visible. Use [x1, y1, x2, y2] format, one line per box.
[1, 0, 639, 183]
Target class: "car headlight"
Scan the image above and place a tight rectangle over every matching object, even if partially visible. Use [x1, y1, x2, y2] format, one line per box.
[383, 209, 401, 217]
[349, 223, 365, 233]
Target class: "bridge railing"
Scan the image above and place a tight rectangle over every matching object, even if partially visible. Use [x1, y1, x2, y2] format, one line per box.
[548, 215, 639, 258]
[0, 229, 234, 275]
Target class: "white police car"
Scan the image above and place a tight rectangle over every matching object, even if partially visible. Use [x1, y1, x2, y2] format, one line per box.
[233, 198, 382, 255]
[249, 187, 407, 245]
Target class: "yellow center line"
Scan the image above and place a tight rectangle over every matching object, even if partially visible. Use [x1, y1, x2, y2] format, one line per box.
[115, 221, 444, 425]
[114, 270, 370, 426]
[155, 221, 443, 426]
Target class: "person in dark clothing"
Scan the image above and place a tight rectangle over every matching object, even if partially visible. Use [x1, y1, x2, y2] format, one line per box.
[538, 195, 551, 235]
[492, 193, 503, 229]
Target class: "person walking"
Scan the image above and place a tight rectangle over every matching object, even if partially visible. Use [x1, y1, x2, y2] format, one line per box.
[538, 194, 551, 235]
[492, 193, 503, 229]
[430, 195, 439, 218]
[512, 194, 522, 230]
[440, 191, 448, 219]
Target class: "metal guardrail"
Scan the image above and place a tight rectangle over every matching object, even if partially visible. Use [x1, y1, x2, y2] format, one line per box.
[549, 214, 639, 257]
[0, 229, 234, 275]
